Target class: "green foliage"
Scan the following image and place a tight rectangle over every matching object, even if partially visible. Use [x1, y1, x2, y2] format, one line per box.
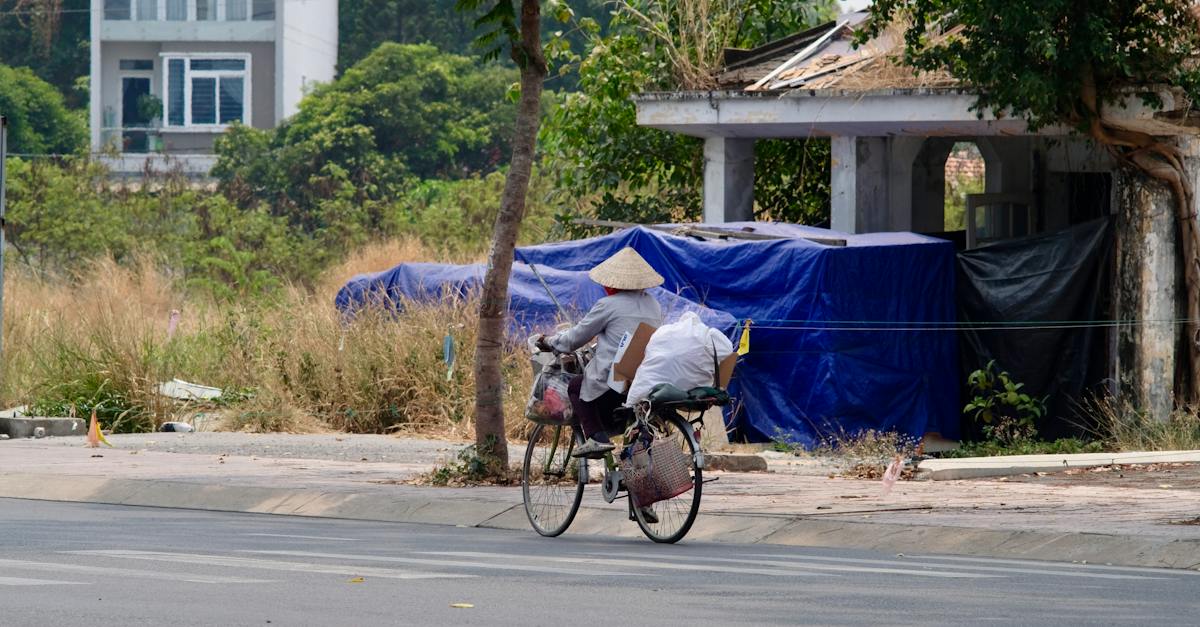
[944, 145, 985, 231]
[964, 360, 1047, 446]
[427, 442, 492, 485]
[540, 1, 836, 232]
[0, 0, 90, 108]
[0, 64, 86, 155]
[390, 169, 560, 255]
[136, 93, 163, 125]
[183, 196, 317, 298]
[214, 44, 520, 225]
[965, 360, 1046, 425]
[4, 158, 319, 299]
[860, 0, 1200, 130]
[340, 0, 611, 77]
[340, 0, 482, 70]
[4, 159, 130, 267]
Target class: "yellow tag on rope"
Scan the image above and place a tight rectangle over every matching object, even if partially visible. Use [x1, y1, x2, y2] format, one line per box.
[737, 320, 751, 356]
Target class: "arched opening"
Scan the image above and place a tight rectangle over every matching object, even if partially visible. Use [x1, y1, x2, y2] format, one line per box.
[943, 142, 986, 232]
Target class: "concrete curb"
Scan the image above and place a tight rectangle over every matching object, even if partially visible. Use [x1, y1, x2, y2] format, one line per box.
[918, 450, 1200, 480]
[0, 417, 87, 439]
[2, 472, 1196, 571]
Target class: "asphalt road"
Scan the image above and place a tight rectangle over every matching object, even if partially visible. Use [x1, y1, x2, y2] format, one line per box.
[1, 499, 1197, 626]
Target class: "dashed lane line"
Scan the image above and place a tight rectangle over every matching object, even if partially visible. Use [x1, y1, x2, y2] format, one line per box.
[245, 550, 649, 577]
[0, 576, 87, 586]
[66, 550, 474, 581]
[0, 558, 275, 584]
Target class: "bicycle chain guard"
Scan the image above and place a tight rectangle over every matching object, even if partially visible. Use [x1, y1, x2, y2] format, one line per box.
[601, 468, 623, 503]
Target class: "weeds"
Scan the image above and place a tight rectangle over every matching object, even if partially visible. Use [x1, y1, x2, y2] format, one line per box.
[1083, 394, 1200, 452]
[808, 428, 920, 479]
[1, 241, 533, 436]
[422, 437, 515, 486]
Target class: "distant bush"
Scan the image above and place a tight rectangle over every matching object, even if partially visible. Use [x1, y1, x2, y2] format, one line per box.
[0, 64, 86, 155]
[214, 44, 521, 225]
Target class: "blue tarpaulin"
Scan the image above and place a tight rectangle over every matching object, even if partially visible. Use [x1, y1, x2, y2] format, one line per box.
[337, 224, 960, 446]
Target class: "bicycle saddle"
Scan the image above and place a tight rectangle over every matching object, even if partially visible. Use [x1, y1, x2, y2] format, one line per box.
[646, 383, 689, 404]
[645, 383, 730, 409]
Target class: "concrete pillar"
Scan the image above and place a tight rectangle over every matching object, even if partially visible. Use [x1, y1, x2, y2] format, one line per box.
[1114, 168, 1177, 423]
[911, 138, 955, 233]
[831, 136, 892, 233]
[886, 137, 923, 231]
[89, 0, 102, 151]
[702, 137, 755, 223]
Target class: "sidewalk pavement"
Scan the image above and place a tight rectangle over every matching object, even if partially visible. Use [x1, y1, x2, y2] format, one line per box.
[1, 433, 1197, 570]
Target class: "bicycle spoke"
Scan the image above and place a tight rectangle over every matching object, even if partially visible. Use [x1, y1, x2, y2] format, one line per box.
[522, 423, 586, 537]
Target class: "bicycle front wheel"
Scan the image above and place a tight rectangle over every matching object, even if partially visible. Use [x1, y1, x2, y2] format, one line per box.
[631, 413, 702, 544]
[522, 423, 586, 537]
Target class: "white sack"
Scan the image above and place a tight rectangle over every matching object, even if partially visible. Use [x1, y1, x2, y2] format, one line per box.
[626, 312, 734, 404]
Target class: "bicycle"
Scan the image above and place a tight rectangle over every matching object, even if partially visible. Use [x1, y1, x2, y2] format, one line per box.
[521, 342, 728, 544]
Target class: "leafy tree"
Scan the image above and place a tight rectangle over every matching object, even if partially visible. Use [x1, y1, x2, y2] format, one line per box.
[859, 0, 1200, 399]
[4, 159, 126, 268]
[459, 0, 573, 476]
[339, 0, 613, 84]
[0, 0, 89, 108]
[540, 0, 837, 232]
[0, 64, 86, 155]
[340, 0, 481, 70]
[183, 196, 316, 298]
[213, 43, 520, 230]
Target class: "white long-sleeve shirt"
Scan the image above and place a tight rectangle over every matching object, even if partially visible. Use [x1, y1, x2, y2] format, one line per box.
[549, 290, 662, 402]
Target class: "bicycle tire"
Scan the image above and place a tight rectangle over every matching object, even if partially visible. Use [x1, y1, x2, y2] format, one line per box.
[631, 412, 702, 544]
[522, 423, 586, 537]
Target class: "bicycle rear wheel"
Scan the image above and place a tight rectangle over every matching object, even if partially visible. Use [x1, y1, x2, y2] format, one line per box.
[631, 413, 702, 544]
[522, 423, 586, 537]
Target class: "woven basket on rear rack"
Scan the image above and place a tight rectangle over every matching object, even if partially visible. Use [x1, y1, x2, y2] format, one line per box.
[621, 437, 693, 506]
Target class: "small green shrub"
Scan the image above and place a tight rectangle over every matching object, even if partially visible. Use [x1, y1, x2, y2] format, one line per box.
[964, 360, 1047, 446]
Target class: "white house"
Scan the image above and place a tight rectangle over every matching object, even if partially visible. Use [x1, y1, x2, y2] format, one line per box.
[90, 0, 338, 175]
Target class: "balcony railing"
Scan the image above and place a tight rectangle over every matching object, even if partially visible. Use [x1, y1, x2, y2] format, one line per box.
[100, 127, 165, 154]
[103, 0, 274, 22]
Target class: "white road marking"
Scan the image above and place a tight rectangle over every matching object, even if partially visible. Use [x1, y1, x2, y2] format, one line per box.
[0, 558, 274, 584]
[908, 554, 1200, 576]
[596, 552, 1000, 579]
[0, 576, 86, 586]
[66, 550, 473, 581]
[418, 551, 834, 578]
[739, 553, 1172, 580]
[245, 533, 359, 542]
[245, 550, 648, 577]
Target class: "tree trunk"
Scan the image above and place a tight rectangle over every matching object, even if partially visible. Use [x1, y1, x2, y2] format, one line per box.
[1114, 168, 1178, 423]
[473, 0, 547, 477]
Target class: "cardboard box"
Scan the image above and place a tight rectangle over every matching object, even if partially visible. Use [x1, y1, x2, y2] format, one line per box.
[612, 323, 737, 388]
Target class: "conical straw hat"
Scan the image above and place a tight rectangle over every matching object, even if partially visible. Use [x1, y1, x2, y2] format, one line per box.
[588, 247, 664, 290]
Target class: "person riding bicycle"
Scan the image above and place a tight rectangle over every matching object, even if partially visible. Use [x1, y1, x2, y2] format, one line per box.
[536, 247, 663, 460]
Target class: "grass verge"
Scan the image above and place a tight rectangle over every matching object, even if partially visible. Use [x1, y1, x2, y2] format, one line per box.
[2, 240, 533, 437]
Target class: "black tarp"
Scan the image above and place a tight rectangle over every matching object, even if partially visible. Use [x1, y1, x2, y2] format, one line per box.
[956, 218, 1113, 440]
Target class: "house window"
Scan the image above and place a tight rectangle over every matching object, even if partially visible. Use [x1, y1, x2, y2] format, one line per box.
[135, 0, 156, 20]
[162, 55, 250, 128]
[119, 59, 154, 71]
[167, 0, 187, 20]
[226, 0, 248, 20]
[196, 0, 217, 20]
[252, 0, 274, 20]
[104, 0, 131, 19]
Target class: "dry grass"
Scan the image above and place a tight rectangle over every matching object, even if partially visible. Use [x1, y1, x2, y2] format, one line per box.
[617, 0, 742, 90]
[1082, 394, 1200, 452]
[1, 239, 532, 438]
[811, 428, 920, 479]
